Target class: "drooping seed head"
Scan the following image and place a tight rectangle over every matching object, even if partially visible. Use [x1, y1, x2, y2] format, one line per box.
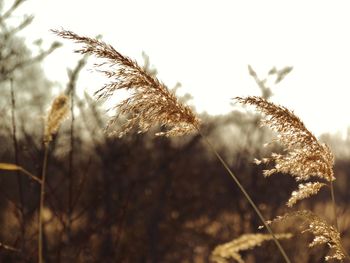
[236, 96, 335, 206]
[53, 29, 200, 137]
[266, 210, 345, 261]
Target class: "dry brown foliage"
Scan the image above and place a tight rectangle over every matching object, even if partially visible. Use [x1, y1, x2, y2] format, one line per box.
[236, 96, 334, 206]
[52, 29, 200, 137]
[211, 233, 292, 263]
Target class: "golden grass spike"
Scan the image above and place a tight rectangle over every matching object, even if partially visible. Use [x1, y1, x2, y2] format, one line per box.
[52, 29, 200, 137]
[211, 233, 292, 263]
[287, 182, 326, 207]
[44, 94, 69, 144]
[236, 96, 334, 182]
[267, 210, 346, 261]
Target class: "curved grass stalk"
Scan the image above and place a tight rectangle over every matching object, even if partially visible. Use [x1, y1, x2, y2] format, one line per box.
[197, 128, 291, 263]
[330, 181, 339, 231]
[328, 182, 350, 262]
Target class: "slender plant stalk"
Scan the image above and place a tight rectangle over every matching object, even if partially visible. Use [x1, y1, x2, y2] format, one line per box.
[38, 144, 49, 263]
[10, 79, 26, 246]
[67, 88, 74, 239]
[341, 242, 350, 262]
[342, 245, 350, 261]
[19, 168, 42, 184]
[329, 181, 339, 231]
[328, 181, 350, 262]
[329, 183, 350, 260]
[329, 183, 348, 260]
[196, 128, 291, 263]
[65, 56, 86, 240]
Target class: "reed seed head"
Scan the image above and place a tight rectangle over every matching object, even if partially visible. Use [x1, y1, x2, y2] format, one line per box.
[287, 182, 326, 207]
[236, 96, 334, 182]
[44, 94, 69, 144]
[52, 29, 200, 137]
[267, 210, 345, 261]
[236, 96, 335, 206]
[211, 233, 292, 263]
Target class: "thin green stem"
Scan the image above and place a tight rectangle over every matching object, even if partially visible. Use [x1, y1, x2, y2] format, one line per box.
[38, 144, 49, 263]
[197, 128, 291, 263]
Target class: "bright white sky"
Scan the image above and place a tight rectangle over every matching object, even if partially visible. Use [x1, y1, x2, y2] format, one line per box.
[15, 0, 350, 136]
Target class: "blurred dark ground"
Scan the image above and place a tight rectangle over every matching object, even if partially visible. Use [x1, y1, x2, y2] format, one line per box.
[1, 1, 350, 262]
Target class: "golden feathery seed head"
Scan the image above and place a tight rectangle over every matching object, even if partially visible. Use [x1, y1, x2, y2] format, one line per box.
[211, 233, 292, 263]
[236, 96, 334, 182]
[236, 96, 335, 206]
[266, 210, 345, 261]
[287, 182, 326, 207]
[44, 94, 69, 144]
[52, 29, 200, 137]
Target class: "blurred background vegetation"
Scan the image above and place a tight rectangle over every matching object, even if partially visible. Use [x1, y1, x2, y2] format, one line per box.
[1, 1, 350, 262]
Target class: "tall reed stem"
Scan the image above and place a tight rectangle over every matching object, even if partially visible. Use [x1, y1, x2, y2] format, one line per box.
[38, 144, 49, 263]
[329, 182, 350, 261]
[67, 90, 74, 239]
[329, 181, 338, 231]
[197, 128, 291, 263]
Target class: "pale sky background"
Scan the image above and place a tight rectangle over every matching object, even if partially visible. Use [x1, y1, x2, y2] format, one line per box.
[14, 0, 350, 137]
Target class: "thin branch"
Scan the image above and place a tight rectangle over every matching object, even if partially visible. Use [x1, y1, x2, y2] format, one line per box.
[66, 55, 87, 241]
[0, 241, 20, 253]
[10, 79, 25, 244]
[0, 0, 25, 23]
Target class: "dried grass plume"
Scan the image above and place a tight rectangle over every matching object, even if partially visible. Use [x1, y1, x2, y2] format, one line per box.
[52, 29, 200, 137]
[44, 94, 69, 144]
[287, 182, 326, 207]
[266, 210, 346, 261]
[236, 96, 334, 206]
[211, 233, 292, 263]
